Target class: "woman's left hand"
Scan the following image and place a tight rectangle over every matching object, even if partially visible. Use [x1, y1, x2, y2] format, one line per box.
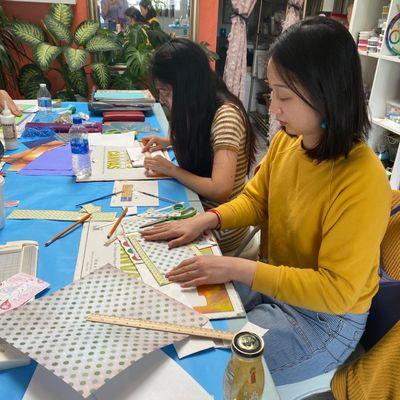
[166, 255, 233, 287]
[144, 155, 177, 177]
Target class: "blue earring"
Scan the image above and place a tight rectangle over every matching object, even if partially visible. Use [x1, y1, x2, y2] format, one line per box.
[321, 121, 327, 129]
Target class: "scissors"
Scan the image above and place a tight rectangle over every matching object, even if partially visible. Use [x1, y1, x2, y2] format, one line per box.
[139, 203, 197, 228]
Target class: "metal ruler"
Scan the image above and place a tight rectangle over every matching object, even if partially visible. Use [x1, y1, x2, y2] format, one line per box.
[87, 314, 235, 341]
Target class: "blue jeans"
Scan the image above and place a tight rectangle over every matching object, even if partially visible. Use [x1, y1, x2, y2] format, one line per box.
[234, 282, 368, 386]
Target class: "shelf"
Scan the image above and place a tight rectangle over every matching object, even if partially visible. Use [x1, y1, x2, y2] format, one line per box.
[249, 111, 269, 139]
[372, 117, 400, 136]
[358, 50, 400, 63]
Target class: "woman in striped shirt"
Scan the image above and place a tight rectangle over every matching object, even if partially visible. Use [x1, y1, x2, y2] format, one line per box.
[142, 38, 256, 254]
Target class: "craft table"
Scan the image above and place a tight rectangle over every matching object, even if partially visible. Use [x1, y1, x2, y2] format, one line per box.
[0, 102, 280, 400]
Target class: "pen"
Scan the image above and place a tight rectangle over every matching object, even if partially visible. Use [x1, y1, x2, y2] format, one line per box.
[45, 213, 92, 247]
[136, 190, 176, 204]
[75, 191, 123, 207]
[107, 207, 128, 239]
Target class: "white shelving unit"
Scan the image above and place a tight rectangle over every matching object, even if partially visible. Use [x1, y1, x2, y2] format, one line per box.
[349, 0, 400, 189]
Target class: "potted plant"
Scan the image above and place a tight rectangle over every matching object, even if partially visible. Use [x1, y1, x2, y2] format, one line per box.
[7, 3, 121, 100]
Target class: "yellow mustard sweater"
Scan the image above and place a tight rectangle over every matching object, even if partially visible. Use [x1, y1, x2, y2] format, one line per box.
[216, 131, 392, 314]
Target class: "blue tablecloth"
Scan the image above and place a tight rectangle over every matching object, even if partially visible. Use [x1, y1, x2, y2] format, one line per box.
[0, 103, 232, 400]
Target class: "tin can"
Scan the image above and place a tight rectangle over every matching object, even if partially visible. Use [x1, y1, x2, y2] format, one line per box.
[224, 331, 265, 400]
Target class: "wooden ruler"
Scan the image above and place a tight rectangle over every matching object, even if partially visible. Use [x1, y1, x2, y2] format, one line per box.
[87, 314, 236, 341]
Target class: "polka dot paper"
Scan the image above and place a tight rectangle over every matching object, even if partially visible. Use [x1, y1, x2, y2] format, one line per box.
[0, 265, 208, 398]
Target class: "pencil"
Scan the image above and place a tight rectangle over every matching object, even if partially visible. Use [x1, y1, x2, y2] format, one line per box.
[136, 190, 176, 204]
[45, 213, 92, 247]
[75, 191, 123, 207]
[107, 207, 128, 239]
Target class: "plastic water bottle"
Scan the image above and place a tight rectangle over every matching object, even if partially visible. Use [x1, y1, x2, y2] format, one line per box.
[69, 117, 91, 179]
[0, 101, 18, 150]
[37, 83, 52, 112]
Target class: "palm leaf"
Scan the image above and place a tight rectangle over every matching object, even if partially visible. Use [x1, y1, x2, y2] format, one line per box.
[63, 47, 88, 72]
[44, 15, 71, 43]
[33, 42, 62, 70]
[85, 35, 121, 52]
[17, 64, 43, 94]
[55, 88, 76, 101]
[125, 45, 151, 79]
[68, 67, 88, 97]
[111, 72, 136, 90]
[90, 63, 110, 89]
[8, 21, 45, 46]
[74, 20, 99, 46]
[24, 77, 51, 99]
[50, 4, 73, 28]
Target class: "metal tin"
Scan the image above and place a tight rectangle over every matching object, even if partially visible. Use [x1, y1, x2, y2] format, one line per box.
[232, 331, 264, 358]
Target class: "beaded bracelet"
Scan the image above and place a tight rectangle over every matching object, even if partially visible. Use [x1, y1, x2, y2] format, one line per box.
[206, 209, 222, 230]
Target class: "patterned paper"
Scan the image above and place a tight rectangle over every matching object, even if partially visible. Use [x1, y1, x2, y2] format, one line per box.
[7, 210, 117, 222]
[0, 265, 208, 398]
[127, 233, 199, 286]
[0, 273, 49, 314]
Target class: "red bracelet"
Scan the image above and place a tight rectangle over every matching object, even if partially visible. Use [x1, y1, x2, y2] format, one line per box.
[207, 209, 222, 230]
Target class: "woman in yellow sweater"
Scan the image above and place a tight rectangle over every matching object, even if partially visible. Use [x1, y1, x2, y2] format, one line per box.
[141, 17, 392, 384]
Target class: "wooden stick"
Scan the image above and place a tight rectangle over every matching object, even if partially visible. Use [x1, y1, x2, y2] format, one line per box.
[45, 213, 92, 247]
[107, 207, 128, 239]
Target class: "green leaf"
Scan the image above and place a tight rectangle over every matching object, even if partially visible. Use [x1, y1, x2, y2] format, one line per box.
[74, 20, 99, 46]
[17, 64, 43, 95]
[111, 72, 135, 90]
[68, 67, 88, 97]
[33, 42, 62, 70]
[90, 63, 110, 89]
[125, 24, 149, 48]
[8, 21, 45, 46]
[55, 88, 75, 101]
[23, 77, 51, 99]
[200, 41, 220, 61]
[85, 35, 121, 52]
[125, 45, 151, 79]
[50, 3, 73, 28]
[63, 47, 88, 72]
[44, 15, 71, 43]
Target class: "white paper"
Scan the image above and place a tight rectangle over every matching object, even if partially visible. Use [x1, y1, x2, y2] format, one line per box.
[110, 181, 159, 207]
[126, 147, 167, 168]
[23, 351, 212, 400]
[88, 133, 136, 147]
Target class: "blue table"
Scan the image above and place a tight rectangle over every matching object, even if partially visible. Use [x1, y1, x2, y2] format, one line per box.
[0, 103, 278, 400]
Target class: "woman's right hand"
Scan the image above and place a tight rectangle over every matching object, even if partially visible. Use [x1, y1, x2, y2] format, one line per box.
[141, 135, 170, 153]
[140, 211, 218, 248]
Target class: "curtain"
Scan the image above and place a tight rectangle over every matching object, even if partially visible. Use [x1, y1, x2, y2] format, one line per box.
[269, 0, 304, 142]
[223, 0, 258, 103]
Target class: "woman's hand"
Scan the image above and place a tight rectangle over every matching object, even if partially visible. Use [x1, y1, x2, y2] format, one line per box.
[141, 212, 218, 248]
[141, 135, 170, 152]
[144, 155, 177, 177]
[0, 90, 22, 116]
[166, 255, 257, 288]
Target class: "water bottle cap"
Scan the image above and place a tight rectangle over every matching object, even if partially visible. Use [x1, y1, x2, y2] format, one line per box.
[72, 117, 83, 124]
[40, 83, 46, 88]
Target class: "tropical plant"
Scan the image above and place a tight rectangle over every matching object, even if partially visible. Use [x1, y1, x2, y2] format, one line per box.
[0, 5, 24, 92]
[7, 4, 122, 100]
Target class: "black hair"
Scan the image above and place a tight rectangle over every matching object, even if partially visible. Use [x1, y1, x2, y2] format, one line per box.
[139, 0, 157, 21]
[269, 17, 370, 161]
[150, 38, 255, 177]
[125, 6, 147, 24]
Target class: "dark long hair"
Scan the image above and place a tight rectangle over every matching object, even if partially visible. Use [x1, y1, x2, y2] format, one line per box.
[150, 38, 255, 177]
[139, 0, 157, 21]
[125, 7, 147, 24]
[269, 17, 370, 161]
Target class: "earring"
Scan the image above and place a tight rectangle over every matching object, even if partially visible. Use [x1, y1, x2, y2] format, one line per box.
[321, 121, 327, 129]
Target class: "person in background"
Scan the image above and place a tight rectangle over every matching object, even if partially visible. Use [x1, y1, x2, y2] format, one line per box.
[141, 38, 256, 257]
[139, 0, 158, 24]
[141, 18, 392, 385]
[125, 6, 147, 25]
[101, 0, 128, 30]
[0, 90, 22, 116]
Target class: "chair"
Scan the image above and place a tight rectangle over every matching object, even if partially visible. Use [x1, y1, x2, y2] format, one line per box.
[275, 190, 400, 400]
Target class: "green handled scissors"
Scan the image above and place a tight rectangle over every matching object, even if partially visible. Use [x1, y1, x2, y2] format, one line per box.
[139, 203, 197, 228]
